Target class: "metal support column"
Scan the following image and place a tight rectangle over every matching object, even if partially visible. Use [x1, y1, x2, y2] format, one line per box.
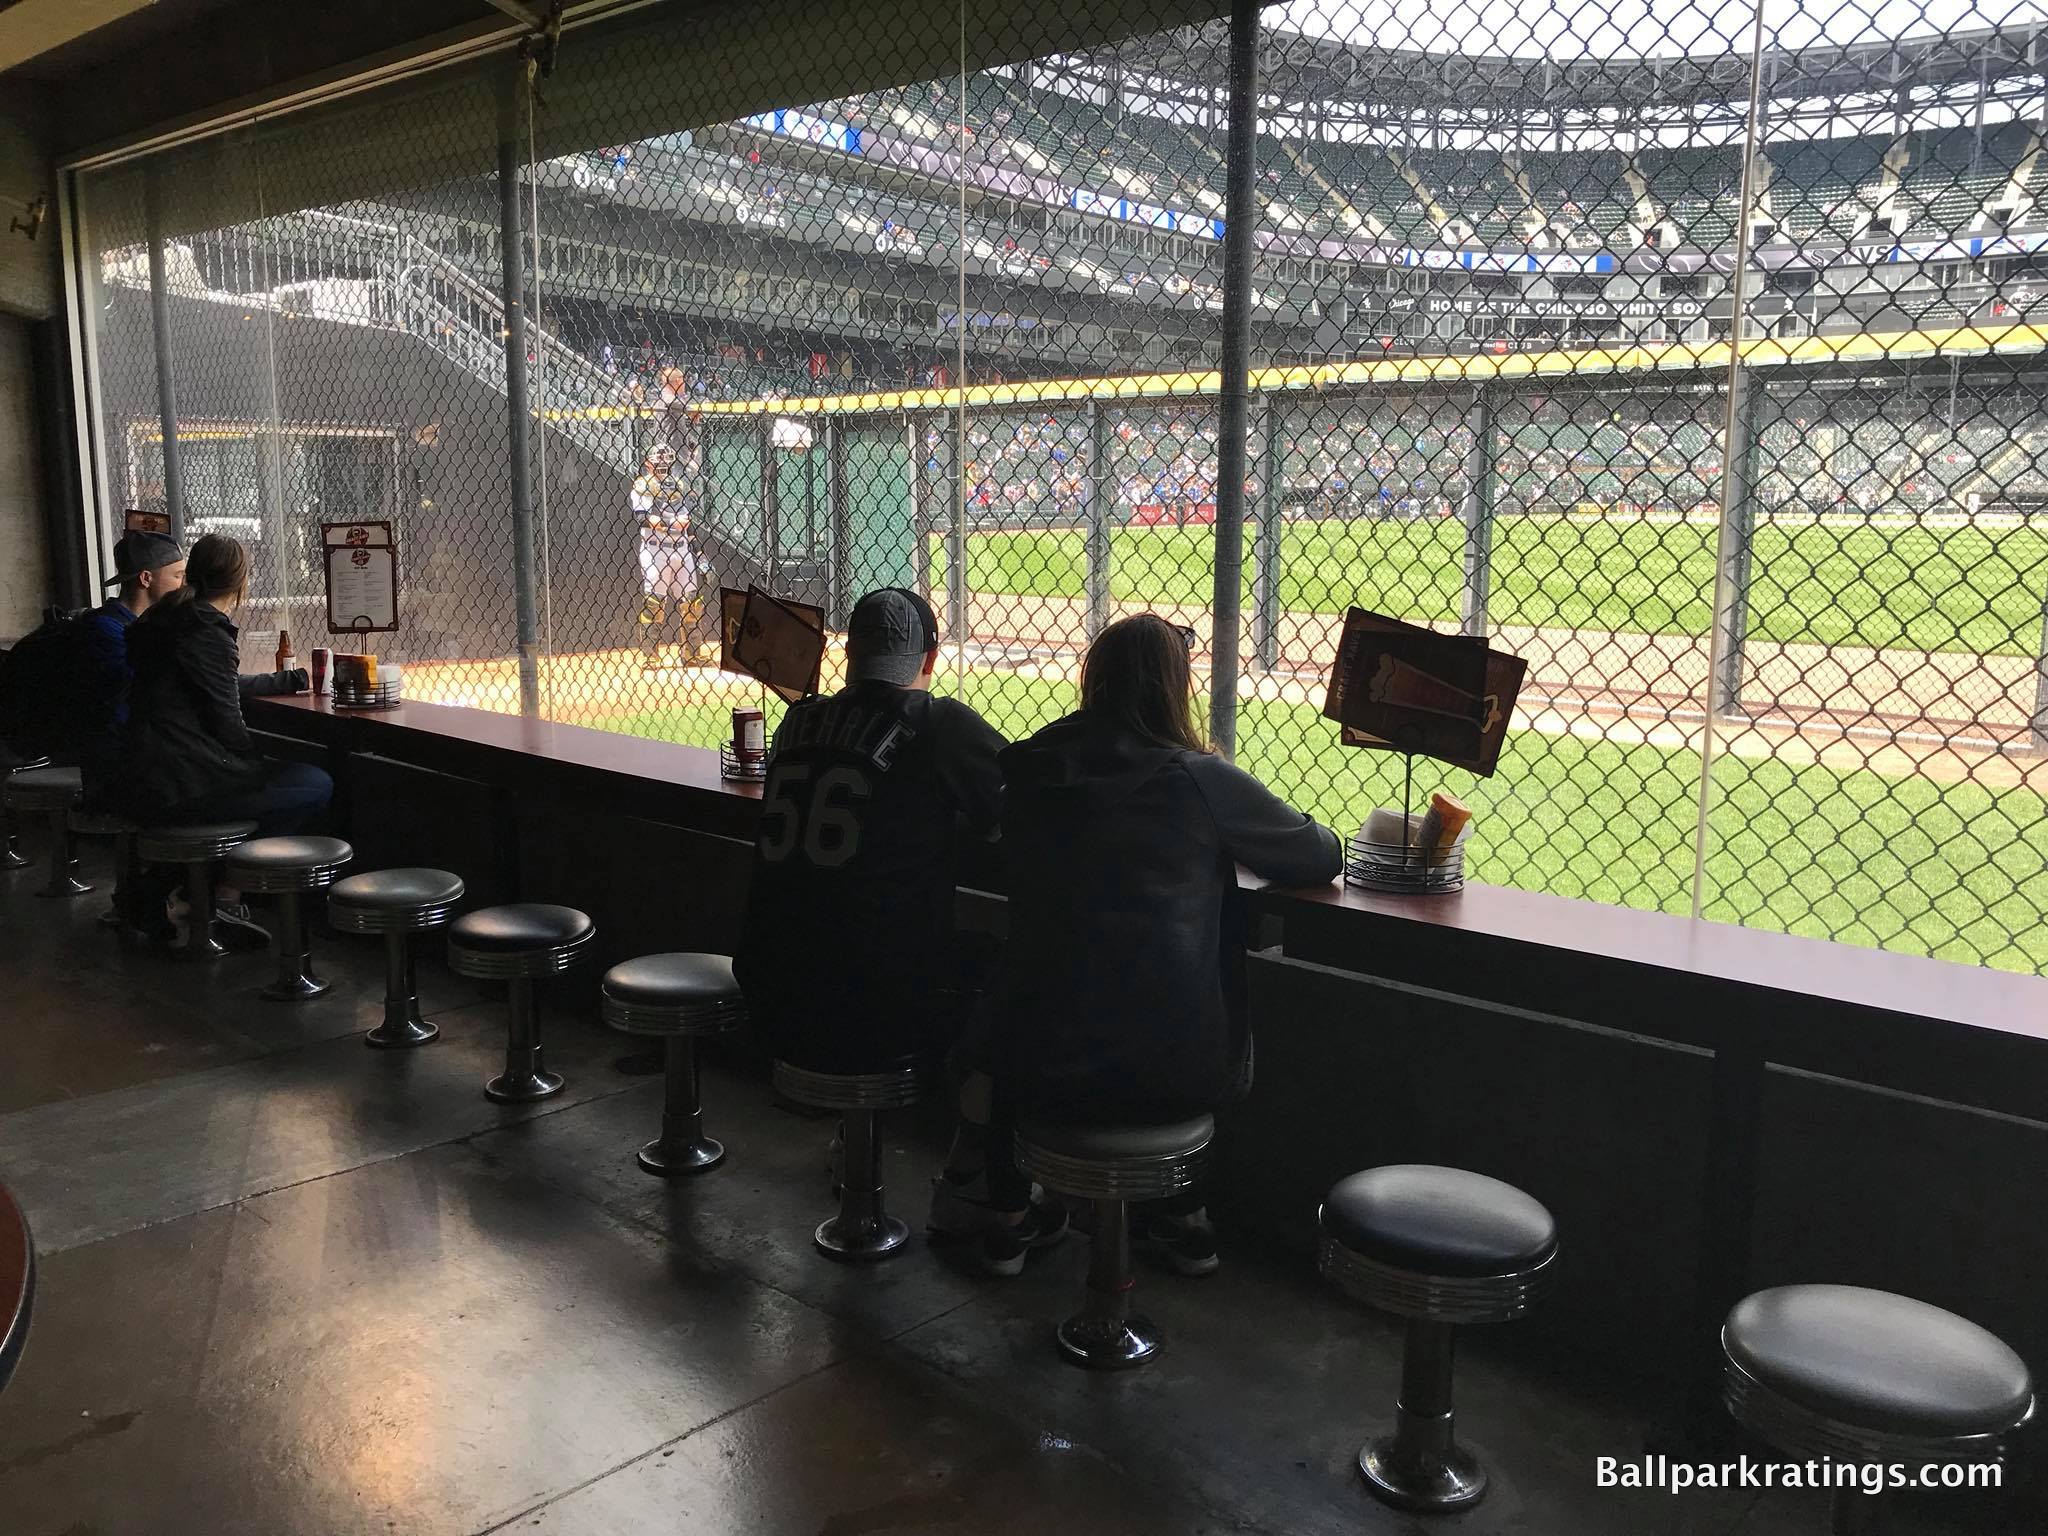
[1459, 386, 1497, 637]
[142, 166, 187, 540]
[1209, 0, 1262, 758]
[910, 415, 933, 607]
[827, 417, 850, 627]
[1710, 369, 1764, 718]
[759, 412, 779, 592]
[2032, 590, 2048, 753]
[945, 417, 966, 645]
[1253, 394, 1283, 670]
[497, 78, 542, 717]
[255, 315, 291, 633]
[1085, 400, 1112, 639]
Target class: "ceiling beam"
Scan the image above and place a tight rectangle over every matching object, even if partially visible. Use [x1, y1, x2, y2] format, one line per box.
[0, 0, 155, 74]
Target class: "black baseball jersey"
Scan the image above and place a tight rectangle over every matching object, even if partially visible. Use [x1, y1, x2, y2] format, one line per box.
[734, 681, 1004, 1068]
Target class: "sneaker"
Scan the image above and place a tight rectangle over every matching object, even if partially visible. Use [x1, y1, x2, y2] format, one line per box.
[212, 900, 272, 952]
[1140, 1211, 1220, 1278]
[977, 1200, 1069, 1278]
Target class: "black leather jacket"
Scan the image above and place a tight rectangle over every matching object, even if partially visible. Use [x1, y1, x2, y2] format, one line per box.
[990, 711, 1344, 1116]
[115, 598, 301, 818]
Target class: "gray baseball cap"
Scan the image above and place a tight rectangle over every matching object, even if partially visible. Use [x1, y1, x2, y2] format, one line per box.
[846, 587, 939, 686]
[102, 530, 185, 587]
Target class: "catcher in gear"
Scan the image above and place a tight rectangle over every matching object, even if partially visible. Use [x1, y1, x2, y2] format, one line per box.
[633, 442, 706, 667]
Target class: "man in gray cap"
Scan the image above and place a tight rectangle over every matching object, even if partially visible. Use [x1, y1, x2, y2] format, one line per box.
[72, 530, 187, 792]
[737, 589, 999, 1043]
[735, 589, 1061, 1258]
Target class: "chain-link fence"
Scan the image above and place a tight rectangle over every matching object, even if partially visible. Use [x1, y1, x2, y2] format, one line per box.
[65, 0, 2048, 971]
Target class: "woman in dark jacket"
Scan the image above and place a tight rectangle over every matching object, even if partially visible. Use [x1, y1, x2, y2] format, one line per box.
[117, 533, 329, 837]
[975, 613, 1342, 1273]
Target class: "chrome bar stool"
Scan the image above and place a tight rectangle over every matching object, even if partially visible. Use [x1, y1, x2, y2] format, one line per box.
[135, 821, 259, 959]
[0, 752, 50, 870]
[4, 766, 90, 898]
[447, 903, 595, 1102]
[1317, 1164, 1558, 1513]
[601, 953, 747, 1175]
[1016, 1114, 1213, 1370]
[224, 836, 354, 999]
[1723, 1285, 2035, 1535]
[68, 808, 138, 930]
[772, 1059, 929, 1261]
[327, 867, 466, 1048]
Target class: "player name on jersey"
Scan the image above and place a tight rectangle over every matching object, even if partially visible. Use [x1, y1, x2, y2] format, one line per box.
[778, 695, 920, 771]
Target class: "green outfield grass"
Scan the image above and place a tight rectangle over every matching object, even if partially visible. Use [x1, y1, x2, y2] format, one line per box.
[936, 517, 2048, 657]
[587, 669, 2048, 974]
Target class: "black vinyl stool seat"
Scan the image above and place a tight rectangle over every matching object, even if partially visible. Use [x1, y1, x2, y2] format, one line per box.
[224, 836, 354, 1000]
[601, 953, 747, 1176]
[447, 903, 595, 1103]
[328, 868, 466, 1049]
[1723, 1285, 2035, 1535]
[67, 807, 139, 931]
[772, 1058, 930, 1261]
[0, 752, 50, 870]
[4, 766, 90, 898]
[136, 819, 258, 959]
[1016, 1113, 1214, 1370]
[1318, 1165, 1559, 1513]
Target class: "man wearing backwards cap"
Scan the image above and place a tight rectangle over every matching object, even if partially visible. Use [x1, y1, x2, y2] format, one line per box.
[36, 529, 185, 934]
[74, 531, 187, 792]
[735, 589, 1062, 1258]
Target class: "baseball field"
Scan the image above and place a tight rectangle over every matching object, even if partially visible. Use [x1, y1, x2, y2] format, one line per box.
[587, 663, 2048, 975]
[937, 514, 2048, 657]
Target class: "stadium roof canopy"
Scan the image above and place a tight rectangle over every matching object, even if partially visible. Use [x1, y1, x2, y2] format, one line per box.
[1101, 10, 2048, 118]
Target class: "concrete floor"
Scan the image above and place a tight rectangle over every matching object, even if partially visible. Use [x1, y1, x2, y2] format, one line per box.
[0, 842, 1977, 1534]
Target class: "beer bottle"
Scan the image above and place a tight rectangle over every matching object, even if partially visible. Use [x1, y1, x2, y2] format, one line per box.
[276, 628, 296, 674]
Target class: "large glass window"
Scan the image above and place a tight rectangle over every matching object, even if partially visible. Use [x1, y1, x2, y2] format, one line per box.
[66, 0, 2048, 972]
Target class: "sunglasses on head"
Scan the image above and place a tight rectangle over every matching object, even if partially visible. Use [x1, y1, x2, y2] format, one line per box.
[1173, 623, 1197, 651]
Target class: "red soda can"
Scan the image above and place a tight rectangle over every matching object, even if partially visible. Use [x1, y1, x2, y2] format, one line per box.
[310, 648, 331, 696]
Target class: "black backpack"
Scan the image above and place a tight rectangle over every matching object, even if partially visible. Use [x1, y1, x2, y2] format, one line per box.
[0, 605, 90, 760]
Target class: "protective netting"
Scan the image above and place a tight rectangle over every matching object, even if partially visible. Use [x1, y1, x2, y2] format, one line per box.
[69, 0, 2048, 971]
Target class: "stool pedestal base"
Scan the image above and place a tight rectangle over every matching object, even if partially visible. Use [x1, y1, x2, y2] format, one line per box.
[37, 810, 91, 899]
[364, 933, 438, 1048]
[814, 1109, 907, 1261]
[641, 1136, 726, 1176]
[1358, 1320, 1486, 1513]
[814, 1211, 910, 1261]
[1056, 1197, 1159, 1370]
[486, 1065, 564, 1102]
[637, 1037, 724, 1175]
[367, 1013, 440, 1049]
[1058, 1314, 1160, 1370]
[0, 811, 27, 869]
[261, 893, 329, 999]
[176, 863, 225, 961]
[485, 979, 563, 1102]
[1360, 1426, 1487, 1513]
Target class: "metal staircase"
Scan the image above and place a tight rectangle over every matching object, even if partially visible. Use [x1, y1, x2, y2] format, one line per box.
[104, 206, 641, 473]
